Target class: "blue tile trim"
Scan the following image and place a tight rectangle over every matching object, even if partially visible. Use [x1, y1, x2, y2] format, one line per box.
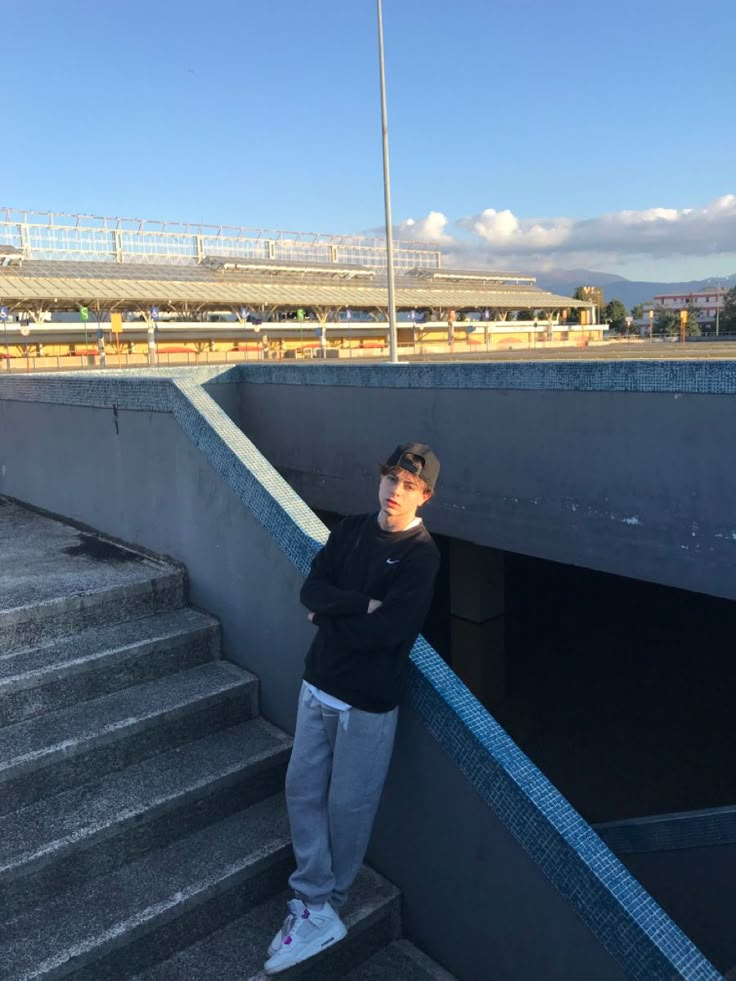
[595, 806, 736, 854]
[0, 374, 172, 410]
[237, 359, 736, 395]
[0, 367, 228, 409]
[171, 379, 327, 570]
[0, 367, 722, 980]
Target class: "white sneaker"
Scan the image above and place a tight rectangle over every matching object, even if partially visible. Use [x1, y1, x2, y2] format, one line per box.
[263, 901, 347, 975]
[267, 898, 305, 957]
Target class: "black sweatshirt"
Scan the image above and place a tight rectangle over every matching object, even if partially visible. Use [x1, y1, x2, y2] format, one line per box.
[300, 513, 440, 712]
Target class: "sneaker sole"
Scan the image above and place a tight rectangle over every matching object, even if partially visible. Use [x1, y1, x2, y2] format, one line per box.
[264, 923, 347, 975]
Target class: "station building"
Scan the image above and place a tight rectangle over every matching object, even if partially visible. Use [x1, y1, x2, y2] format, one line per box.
[0, 209, 600, 367]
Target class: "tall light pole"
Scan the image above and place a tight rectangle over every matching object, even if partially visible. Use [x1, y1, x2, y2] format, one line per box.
[0, 305, 9, 371]
[376, 0, 398, 363]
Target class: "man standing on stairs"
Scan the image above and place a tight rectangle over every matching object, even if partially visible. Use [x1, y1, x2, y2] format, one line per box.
[263, 443, 441, 975]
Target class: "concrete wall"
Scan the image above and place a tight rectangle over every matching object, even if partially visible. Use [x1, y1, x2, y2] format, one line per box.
[0, 395, 307, 729]
[236, 362, 736, 601]
[374, 709, 628, 981]
[0, 366, 721, 980]
[204, 375, 240, 427]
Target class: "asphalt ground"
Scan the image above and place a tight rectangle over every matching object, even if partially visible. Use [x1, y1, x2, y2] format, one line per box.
[2, 340, 736, 373]
[395, 340, 736, 362]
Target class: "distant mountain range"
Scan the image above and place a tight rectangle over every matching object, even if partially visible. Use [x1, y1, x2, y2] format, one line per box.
[533, 269, 736, 309]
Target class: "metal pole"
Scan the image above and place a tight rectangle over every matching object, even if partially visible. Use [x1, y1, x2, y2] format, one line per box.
[377, 0, 398, 363]
[715, 284, 720, 337]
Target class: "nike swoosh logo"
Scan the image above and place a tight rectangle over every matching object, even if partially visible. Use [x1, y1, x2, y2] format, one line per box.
[386, 558, 400, 565]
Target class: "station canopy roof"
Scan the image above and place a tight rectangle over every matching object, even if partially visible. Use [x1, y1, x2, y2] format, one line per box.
[203, 256, 377, 280]
[0, 258, 590, 311]
[406, 267, 536, 285]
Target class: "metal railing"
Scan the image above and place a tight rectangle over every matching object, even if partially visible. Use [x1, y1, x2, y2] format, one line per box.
[0, 208, 442, 271]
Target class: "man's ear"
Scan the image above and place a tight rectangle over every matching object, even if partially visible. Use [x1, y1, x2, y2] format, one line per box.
[420, 490, 433, 506]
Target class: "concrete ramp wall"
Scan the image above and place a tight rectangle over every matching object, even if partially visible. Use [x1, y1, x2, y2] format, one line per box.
[234, 360, 736, 602]
[0, 365, 722, 980]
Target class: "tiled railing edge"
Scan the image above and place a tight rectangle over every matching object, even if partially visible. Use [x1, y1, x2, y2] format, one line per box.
[0, 371, 176, 410]
[0, 366, 231, 409]
[171, 378, 327, 567]
[237, 359, 736, 394]
[0, 367, 721, 980]
[596, 805, 736, 854]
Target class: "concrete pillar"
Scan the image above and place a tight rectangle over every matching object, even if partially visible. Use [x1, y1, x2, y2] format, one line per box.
[449, 540, 506, 708]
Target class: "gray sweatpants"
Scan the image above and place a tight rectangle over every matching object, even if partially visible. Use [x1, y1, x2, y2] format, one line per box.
[285, 682, 399, 909]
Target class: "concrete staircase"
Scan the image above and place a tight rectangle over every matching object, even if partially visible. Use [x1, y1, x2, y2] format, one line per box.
[0, 501, 455, 981]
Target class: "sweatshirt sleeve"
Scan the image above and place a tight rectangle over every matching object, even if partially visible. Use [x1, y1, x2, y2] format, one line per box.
[312, 545, 439, 653]
[300, 520, 372, 617]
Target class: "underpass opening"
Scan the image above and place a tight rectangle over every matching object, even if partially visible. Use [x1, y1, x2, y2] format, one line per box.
[500, 550, 736, 823]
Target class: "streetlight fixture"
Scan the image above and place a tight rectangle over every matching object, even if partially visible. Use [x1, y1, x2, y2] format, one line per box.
[376, 0, 398, 363]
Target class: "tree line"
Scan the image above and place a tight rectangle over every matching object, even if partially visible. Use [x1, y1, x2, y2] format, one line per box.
[571, 286, 736, 337]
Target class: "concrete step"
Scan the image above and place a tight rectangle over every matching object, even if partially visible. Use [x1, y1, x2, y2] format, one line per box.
[0, 794, 293, 981]
[0, 499, 187, 654]
[130, 867, 401, 981]
[341, 939, 459, 981]
[0, 570, 187, 656]
[0, 716, 291, 913]
[0, 608, 221, 728]
[0, 660, 258, 816]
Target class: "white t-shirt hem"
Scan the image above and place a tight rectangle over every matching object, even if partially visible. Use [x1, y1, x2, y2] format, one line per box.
[305, 681, 352, 711]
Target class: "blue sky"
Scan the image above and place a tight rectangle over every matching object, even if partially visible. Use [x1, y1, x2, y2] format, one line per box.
[2, 0, 734, 281]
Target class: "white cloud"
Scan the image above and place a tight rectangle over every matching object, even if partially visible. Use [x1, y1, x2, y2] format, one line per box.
[395, 210, 452, 244]
[461, 208, 573, 250]
[397, 195, 736, 271]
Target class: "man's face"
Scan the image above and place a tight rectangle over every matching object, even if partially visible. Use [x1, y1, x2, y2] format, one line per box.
[378, 467, 431, 524]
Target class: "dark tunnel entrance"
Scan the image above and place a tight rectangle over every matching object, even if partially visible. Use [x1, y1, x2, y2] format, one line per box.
[428, 536, 736, 824]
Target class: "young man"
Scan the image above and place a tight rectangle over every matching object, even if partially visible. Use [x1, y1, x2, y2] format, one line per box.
[263, 442, 441, 976]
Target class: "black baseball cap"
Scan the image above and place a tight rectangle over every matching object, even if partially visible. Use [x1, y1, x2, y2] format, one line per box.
[383, 442, 440, 492]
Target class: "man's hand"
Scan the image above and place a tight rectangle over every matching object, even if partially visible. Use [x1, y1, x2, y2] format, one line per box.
[307, 601, 381, 621]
